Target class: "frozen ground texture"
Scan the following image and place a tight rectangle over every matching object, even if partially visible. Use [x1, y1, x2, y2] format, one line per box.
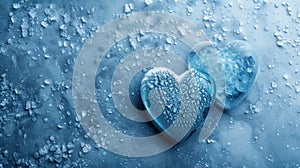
[0, 0, 300, 167]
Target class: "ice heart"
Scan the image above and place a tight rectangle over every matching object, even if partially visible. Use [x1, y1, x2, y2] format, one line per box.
[140, 68, 214, 141]
[188, 40, 258, 110]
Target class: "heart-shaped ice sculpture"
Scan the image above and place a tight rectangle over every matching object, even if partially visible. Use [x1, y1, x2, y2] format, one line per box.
[140, 67, 214, 141]
[188, 40, 258, 110]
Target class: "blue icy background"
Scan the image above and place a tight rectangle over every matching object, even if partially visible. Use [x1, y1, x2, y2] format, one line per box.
[0, 0, 300, 167]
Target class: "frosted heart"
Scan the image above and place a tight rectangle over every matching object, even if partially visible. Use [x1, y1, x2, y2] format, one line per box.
[140, 68, 214, 141]
[188, 40, 258, 110]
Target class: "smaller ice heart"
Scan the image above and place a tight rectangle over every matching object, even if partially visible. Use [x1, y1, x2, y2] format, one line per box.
[140, 68, 214, 141]
[188, 40, 258, 110]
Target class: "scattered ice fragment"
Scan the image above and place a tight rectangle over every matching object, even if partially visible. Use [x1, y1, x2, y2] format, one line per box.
[21, 18, 29, 38]
[25, 101, 31, 110]
[57, 124, 64, 129]
[187, 7, 193, 14]
[44, 79, 51, 85]
[49, 135, 55, 141]
[41, 21, 48, 28]
[276, 41, 284, 47]
[264, 27, 269, 32]
[214, 34, 223, 42]
[286, 7, 292, 15]
[3, 150, 8, 157]
[42, 46, 47, 52]
[128, 37, 137, 50]
[165, 37, 173, 44]
[58, 104, 64, 110]
[177, 26, 187, 36]
[296, 87, 300, 93]
[206, 139, 216, 144]
[145, 0, 153, 6]
[31, 101, 37, 109]
[81, 17, 87, 23]
[12, 3, 21, 9]
[43, 118, 48, 123]
[0, 99, 8, 107]
[283, 73, 289, 80]
[59, 24, 66, 31]
[81, 143, 92, 153]
[44, 54, 50, 59]
[28, 9, 36, 18]
[10, 15, 16, 23]
[235, 26, 243, 35]
[203, 15, 210, 21]
[67, 142, 74, 149]
[124, 3, 134, 13]
[88, 7, 95, 15]
[271, 81, 277, 89]
[274, 32, 286, 47]
[39, 146, 48, 156]
[62, 13, 70, 24]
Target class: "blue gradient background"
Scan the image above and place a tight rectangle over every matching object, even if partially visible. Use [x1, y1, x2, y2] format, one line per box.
[0, 0, 300, 167]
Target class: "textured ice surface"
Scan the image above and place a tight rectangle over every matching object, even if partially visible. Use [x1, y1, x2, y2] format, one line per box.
[140, 68, 214, 141]
[220, 41, 258, 110]
[189, 40, 258, 110]
[1, 0, 300, 167]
